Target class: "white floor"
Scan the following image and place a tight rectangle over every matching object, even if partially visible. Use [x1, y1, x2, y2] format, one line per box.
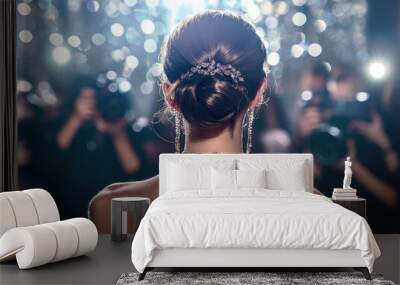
[374, 234, 400, 284]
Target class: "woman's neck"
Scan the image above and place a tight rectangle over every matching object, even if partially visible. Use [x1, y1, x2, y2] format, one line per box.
[183, 117, 244, 154]
[184, 135, 242, 154]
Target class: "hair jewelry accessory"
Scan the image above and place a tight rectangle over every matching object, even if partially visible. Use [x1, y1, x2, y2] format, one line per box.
[180, 60, 245, 86]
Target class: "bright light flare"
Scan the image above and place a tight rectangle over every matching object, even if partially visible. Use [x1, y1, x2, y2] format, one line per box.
[367, 60, 388, 81]
[356, 92, 369, 102]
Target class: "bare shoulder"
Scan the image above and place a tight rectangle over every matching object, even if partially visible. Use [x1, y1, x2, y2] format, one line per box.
[102, 176, 159, 200]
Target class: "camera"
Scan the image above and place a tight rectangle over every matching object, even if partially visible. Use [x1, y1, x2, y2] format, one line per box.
[96, 90, 129, 122]
[301, 89, 332, 110]
[308, 98, 372, 166]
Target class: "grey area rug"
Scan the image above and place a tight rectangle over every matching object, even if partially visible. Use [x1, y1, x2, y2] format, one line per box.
[117, 272, 396, 285]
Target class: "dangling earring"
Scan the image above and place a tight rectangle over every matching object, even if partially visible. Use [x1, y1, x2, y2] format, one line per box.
[174, 112, 182, 153]
[246, 108, 255, 154]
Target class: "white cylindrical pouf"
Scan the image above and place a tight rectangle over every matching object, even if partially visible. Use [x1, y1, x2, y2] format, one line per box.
[0, 226, 57, 269]
[65, 218, 98, 257]
[0, 196, 17, 237]
[0, 219, 98, 269]
[23, 189, 60, 224]
[1, 192, 39, 227]
[0, 189, 98, 269]
[42, 221, 79, 262]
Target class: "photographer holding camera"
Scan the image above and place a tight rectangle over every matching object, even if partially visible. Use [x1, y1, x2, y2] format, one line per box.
[293, 64, 399, 233]
[54, 78, 158, 219]
[294, 62, 332, 143]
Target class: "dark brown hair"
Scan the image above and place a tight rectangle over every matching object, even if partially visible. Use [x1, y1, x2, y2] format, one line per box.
[160, 10, 267, 129]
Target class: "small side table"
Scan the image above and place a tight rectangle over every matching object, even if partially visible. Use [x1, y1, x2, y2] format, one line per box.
[331, 198, 366, 219]
[111, 197, 150, 242]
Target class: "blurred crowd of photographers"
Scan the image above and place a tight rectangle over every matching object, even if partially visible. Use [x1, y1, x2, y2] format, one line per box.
[260, 62, 400, 233]
[17, 62, 400, 232]
[17, 77, 170, 219]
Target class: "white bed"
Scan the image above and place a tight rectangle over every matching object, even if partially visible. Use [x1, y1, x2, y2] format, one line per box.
[131, 154, 380, 280]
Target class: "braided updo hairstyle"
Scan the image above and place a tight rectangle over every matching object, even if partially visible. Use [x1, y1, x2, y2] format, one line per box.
[160, 10, 267, 130]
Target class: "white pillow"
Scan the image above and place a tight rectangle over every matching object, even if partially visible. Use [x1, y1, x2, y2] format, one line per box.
[236, 169, 267, 189]
[166, 159, 236, 192]
[238, 159, 308, 191]
[266, 163, 307, 191]
[211, 168, 236, 190]
[167, 162, 211, 191]
[211, 169, 267, 190]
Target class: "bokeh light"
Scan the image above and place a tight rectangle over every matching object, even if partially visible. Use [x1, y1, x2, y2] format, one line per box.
[323, 62, 332, 72]
[67, 35, 81, 48]
[367, 60, 388, 80]
[91, 33, 106, 46]
[301, 90, 312, 101]
[246, 4, 261, 21]
[49, 33, 64, 46]
[16, 0, 369, 114]
[140, 81, 154, 94]
[267, 52, 280, 66]
[19, 30, 33, 43]
[292, 12, 307, 27]
[315, 19, 327, 32]
[52, 46, 71, 65]
[17, 80, 33, 92]
[308, 43, 322, 57]
[144, 39, 157, 53]
[141, 19, 155, 35]
[132, 116, 149, 132]
[149, 63, 163, 77]
[86, 0, 100, 12]
[265, 16, 278, 29]
[106, 70, 118, 80]
[125, 55, 139, 69]
[108, 82, 119, 92]
[291, 44, 304, 58]
[356, 92, 369, 102]
[119, 80, 132, 93]
[292, 0, 307, 7]
[17, 3, 32, 16]
[275, 1, 288, 15]
[111, 23, 125, 37]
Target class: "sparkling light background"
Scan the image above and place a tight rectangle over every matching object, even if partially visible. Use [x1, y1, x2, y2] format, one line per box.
[16, 0, 368, 125]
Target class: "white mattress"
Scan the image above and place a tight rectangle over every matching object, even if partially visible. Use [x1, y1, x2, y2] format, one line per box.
[131, 190, 380, 273]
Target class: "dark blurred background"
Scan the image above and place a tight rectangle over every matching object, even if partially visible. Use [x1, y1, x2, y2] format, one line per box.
[16, 0, 400, 233]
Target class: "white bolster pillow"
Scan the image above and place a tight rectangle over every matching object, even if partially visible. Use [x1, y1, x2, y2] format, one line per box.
[0, 218, 98, 269]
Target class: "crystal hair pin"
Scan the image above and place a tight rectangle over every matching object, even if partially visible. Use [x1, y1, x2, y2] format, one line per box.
[180, 60, 245, 85]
